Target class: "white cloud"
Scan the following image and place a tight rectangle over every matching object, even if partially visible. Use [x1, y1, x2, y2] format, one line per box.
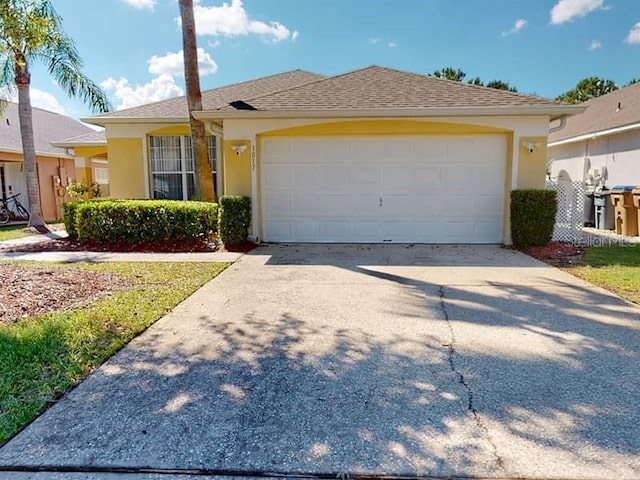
[627, 22, 640, 44]
[292, 30, 299, 41]
[148, 48, 218, 77]
[0, 87, 66, 114]
[550, 0, 606, 25]
[388, 42, 397, 48]
[186, 0, 295, 43]
[120, 0, 155, 9]
[369, 38, 380, 45]
[502, 19, 528, 36]
[101, 74, 184, 110]
[209, 39, 222, 48]
[589, 40, 602, 50]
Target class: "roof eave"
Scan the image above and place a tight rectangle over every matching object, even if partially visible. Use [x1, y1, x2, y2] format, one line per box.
[81, 116, 189, 126]
[549, 121, 640, 147]
[0, 147, 74, 159]
[50, 141, 107, 148]
[195, 105, 585, 121]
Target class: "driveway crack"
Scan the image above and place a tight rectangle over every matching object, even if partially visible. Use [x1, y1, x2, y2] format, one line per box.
[438, 285, 505, 472]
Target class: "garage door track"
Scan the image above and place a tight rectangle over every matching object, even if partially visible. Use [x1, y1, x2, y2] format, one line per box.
[0, 244, 638, 479]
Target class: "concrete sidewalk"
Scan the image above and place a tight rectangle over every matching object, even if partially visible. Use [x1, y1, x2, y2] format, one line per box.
[0, 244, 638, 479]
[0, 230, 243, 263]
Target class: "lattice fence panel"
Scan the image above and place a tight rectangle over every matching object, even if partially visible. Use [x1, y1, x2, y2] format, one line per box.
[546, 180, 586, 243]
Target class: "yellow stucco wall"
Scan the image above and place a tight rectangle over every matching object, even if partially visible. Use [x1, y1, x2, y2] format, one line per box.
[107, 138, 145, 198]
[223, 139, 251, 196]
[261, 119, 509, 136]
[517, 136, 548, 189]
[148, 125, 191, 136]
[75, 146, 108, 159]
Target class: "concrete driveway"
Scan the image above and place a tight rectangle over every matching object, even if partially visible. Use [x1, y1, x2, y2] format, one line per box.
[0, 244, 638, 479]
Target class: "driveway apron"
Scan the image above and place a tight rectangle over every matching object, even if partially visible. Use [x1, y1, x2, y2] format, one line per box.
[0, 244, 638, 479]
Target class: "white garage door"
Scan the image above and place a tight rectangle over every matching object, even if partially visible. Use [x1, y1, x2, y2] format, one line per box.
[261, 135, 507, 243]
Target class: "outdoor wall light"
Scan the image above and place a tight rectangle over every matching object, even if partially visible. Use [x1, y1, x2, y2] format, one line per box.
[231, 144, 247, 156]
[521, 141, 541, 154]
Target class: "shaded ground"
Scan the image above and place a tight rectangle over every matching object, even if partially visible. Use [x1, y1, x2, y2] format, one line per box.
[0, 263, 127, 324]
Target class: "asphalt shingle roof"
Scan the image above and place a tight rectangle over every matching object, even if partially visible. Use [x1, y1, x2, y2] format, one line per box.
[0, 102, 94, 157]
[54, 130, 106, 146]
[91, 69, 325, 120]
[218, 66, 565, 112]
[548, 82, 640, 143]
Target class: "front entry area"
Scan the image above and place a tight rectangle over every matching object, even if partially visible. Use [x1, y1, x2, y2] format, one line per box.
[260, 135, 507, 243]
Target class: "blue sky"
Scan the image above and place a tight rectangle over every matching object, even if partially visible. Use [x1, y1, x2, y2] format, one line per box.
[16, 0, 640, 119]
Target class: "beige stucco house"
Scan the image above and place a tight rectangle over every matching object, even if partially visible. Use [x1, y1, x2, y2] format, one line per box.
[84, 66, 581, 244]
[548, 82, 640, 188]
[0, 102, 99, 221]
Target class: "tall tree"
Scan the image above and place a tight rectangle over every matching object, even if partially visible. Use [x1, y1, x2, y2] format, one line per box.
[432, 67, 466, 82]
[556, 77, 618, 104]
[0, 0, 111, 228]
[485, 79, 518, 92]
[179, 0, 217, 203]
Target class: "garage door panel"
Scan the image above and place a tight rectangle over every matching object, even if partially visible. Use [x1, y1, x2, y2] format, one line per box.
[381, 166, 416, 193]
[261, 135, 505, 243]
[291, 165, 323, 189]
[262, 165, 292, 189]
[264, 192, 291, 215]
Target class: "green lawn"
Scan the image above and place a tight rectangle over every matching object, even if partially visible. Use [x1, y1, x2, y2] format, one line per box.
[0, 224, 32, 242]
[566, 245, 640, 304]
[0, 261, 228, 445]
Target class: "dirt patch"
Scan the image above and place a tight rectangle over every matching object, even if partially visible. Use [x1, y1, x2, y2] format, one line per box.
[518, 241, 585, 267]
[0, 263, 128, 324]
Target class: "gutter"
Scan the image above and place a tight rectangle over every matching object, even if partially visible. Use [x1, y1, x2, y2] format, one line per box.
[548, 121, 640, 147]
[80, 116, 189, 127]
[0, 147, 74, 160]
[50, 141, 107, 148]
[193, 105, 584, 121]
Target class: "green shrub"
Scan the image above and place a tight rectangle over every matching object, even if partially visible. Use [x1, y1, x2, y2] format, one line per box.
[70, 200, 217, 245]
[218, 196, 251, 246]
[62, 201, 81, 239]
[511, 190, 557, 248]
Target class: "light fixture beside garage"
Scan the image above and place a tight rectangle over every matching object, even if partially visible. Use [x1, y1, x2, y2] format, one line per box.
[231, 144, 247, 156]
[521, 141, 541, 154]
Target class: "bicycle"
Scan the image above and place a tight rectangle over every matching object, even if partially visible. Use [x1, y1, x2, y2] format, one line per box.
[0, 193, 30, 225]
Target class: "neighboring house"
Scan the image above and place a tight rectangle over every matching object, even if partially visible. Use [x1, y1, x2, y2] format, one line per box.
[85, 66, 581, 244]
[0, 102, 96, 221]
[548, 82, 640, 188]
[51, 130, 109, 197]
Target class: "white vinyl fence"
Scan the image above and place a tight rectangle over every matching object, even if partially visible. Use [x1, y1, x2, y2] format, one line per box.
[545, 180, 585, 243]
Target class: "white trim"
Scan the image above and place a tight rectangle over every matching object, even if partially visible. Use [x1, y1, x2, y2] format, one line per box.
[82, 116, 188, 126]
[250, 134, 258, 241]
[195, 105, 584, 121]
[511, 137, 519, 190]
[548, 122, 640, 147]
[141, 134, 150, 199]
[0, 147, 74, 160]
[51, 141, 106, 148]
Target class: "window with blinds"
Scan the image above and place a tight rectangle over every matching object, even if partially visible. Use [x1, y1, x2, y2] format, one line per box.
[149, 135, 217, 200]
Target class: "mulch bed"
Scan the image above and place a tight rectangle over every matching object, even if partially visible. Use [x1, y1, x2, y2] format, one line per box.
[517, 241, 585, 267]
[0, 263, 128, 324]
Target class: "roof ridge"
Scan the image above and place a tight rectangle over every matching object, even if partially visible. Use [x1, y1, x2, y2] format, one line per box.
[96, 69, 323, 118]
[217, 65, 380, 109]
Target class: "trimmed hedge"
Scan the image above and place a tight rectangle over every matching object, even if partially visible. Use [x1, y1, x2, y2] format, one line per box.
[511, 190, 557, 248]
[65, 200, 217, 245]
[218, 196, 251, 246]
[62, 200, 81, 240]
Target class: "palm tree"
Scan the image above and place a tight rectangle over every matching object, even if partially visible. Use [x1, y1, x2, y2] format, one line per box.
[0, 0, 111, 228]
[179, 0, 217, 203]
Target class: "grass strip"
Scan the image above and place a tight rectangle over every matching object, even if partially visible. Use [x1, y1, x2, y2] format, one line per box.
[0, 261, 227, 444]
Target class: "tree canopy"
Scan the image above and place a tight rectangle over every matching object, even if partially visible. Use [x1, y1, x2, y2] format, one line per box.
[0, 0, 111, 226]
[431, 66, 518, 92]
[555, 77, 619, 104]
